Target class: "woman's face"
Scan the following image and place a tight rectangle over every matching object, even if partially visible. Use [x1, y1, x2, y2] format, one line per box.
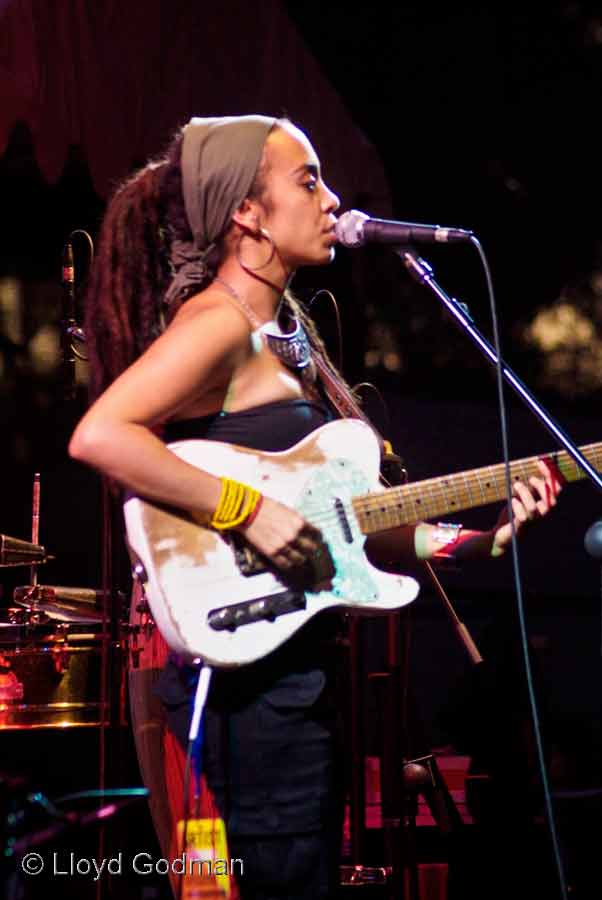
[255, 123, 340, 271]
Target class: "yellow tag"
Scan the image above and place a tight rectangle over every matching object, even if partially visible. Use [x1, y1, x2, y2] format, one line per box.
[176, 817, 235, 898]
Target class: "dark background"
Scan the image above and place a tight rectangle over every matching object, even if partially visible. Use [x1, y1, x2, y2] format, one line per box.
[1, 2, 602, 897]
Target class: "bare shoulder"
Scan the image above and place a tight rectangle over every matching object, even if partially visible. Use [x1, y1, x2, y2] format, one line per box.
[166, 286, 251, 348]
[85, 288, 254, 427]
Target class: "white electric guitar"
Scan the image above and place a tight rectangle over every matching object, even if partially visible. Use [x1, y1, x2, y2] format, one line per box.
[124, 418, 600, 668]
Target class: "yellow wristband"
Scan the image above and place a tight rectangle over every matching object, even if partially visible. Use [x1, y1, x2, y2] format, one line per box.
[208, 477, 262, 531]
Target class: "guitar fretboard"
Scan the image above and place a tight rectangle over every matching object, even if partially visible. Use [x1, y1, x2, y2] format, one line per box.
[352, 442, 602, 534]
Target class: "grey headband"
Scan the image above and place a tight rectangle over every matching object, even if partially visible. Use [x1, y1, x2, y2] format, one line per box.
[163, 114, 277, 310]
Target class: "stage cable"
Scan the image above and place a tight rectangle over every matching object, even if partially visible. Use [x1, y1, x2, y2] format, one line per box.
[471, 236, 569, 900]
[62, 228, 112, 900]
[308, 288, 344, 371]
[60, 230, 93, 396]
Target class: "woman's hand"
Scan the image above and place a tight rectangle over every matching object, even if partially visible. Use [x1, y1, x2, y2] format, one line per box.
[489, 458, 563, 557]
[410, 457, 564, 563]
[241, 496, 332, 582]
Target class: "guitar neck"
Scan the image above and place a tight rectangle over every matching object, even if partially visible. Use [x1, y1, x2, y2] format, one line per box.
[352, 442, 602, 535]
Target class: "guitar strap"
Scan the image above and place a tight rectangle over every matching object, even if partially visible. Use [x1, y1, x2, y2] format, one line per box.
[311, 350, 407, 487]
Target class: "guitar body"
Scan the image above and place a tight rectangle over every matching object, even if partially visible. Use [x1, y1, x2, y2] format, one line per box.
[123, 419, 419, 667]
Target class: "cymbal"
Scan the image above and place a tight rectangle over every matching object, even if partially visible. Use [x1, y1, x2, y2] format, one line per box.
[13, 585, 104, 624]
[0, 534, 48, 567]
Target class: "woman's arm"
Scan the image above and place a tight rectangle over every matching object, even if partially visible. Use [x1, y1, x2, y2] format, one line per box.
[366, 458, 562, 567]
[69, 296, 323, 569]
[70, 300, 247, 513]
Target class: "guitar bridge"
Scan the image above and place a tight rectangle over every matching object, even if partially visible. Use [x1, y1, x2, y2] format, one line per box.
[208, 590, 307, 631]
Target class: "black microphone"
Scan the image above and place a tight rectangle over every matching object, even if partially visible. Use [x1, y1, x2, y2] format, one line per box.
[62, 241, 75, 291]
[61, 241, 77, 398]
[335, 209, 474, 248]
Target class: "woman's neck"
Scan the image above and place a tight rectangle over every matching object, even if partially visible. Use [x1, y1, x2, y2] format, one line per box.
[216, 259, 294, 323]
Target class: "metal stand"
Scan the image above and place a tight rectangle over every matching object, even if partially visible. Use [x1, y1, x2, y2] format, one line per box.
[378, 611, 462, 900]
[397, 247, 602, 493]
[344, 442, 479, 898]
[345, 609, 463, 900]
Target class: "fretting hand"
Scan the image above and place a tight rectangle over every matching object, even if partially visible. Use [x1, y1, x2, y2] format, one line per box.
[489, 458, 563, 556]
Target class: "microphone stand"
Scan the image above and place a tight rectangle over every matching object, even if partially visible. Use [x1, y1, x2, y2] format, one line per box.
[60, 242, 78, 400]
[60, 230, 92, 400]
[396, 247, 602, 493]
[394, 244, 588, 900]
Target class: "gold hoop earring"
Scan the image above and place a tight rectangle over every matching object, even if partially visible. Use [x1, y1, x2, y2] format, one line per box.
[236, 227, 276, 272]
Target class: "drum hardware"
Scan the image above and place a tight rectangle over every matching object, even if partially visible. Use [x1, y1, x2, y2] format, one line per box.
[125, 576, 156, 669]
[1, 608, 29, 627]
[0, 656, 24, 704]
[46, 623, 72, 675]
[135, 596, 150, 615]
[4, 787, 148, 871]
[0, 616, 127, 730]
[0, 474, 129, 728]
[125, 614, 155, 670]
[128, 627, 142, 669]
[0, 534, 50, 568]
[0, 472, 47, 567]
[127, 560, 154, 668]
[30, 472, 41, 592]
[340, 865, 391, 887]
[13, 584, 107, 624]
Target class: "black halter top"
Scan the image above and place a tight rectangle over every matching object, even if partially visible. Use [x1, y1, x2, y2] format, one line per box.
[162, 397, 333, 451]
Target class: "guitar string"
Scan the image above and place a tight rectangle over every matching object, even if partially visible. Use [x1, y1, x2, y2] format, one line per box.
[204, 444, 600, 536]
[252, 442, 600, 534]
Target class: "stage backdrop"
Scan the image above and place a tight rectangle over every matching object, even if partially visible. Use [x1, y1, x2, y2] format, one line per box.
[0, 0, 390, 211]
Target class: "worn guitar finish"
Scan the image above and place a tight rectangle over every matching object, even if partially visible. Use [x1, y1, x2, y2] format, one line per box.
[124, 419, 601, 667]
[124, 420, 419, 667]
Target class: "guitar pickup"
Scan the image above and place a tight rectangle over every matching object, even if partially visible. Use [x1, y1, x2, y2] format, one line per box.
[208, 590, 307, 631]
[228, 533, 268, 576]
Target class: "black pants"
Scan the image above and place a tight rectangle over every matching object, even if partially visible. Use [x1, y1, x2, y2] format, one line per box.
[230, 830, 341, 900]
[158, 616, 346, 900]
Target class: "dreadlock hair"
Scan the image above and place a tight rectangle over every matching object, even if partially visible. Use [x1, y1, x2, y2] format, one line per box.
[85, 119, 345, 403]
[85, 130, 200, 401]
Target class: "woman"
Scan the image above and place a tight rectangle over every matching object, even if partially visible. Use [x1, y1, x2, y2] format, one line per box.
[70, 115, 561, 899]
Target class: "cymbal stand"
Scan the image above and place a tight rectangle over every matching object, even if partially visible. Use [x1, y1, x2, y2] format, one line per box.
[29, 472, 40, 600]
[9, 473, 47, 630]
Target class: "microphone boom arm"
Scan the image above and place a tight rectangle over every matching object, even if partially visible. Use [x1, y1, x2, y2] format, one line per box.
[398, 246, 602, 492]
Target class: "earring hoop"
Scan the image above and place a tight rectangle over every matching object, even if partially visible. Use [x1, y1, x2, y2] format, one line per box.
[236, 227, 276, 272]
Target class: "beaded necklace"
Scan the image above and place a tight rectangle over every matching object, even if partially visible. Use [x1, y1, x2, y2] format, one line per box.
[214, 277, 315, 383]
